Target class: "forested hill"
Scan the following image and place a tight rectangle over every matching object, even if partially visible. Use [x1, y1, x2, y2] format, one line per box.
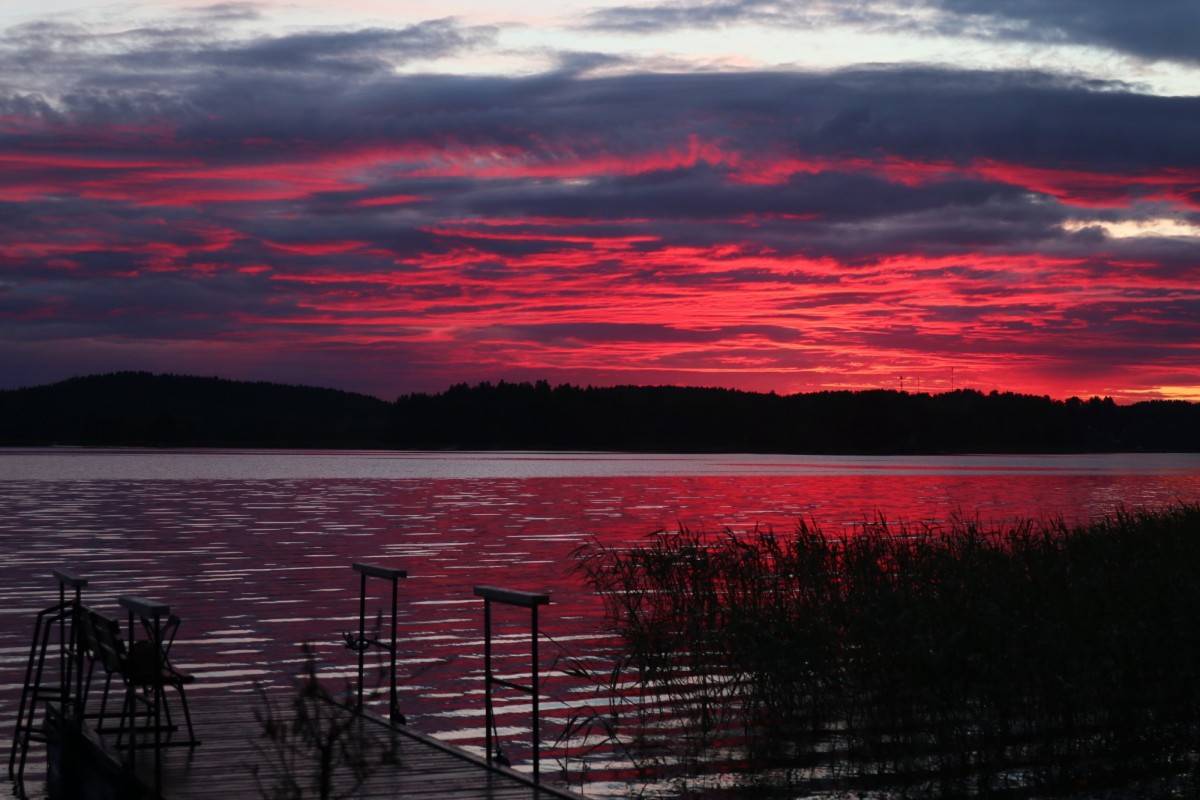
[0, 372, 393, 447]
[2, 373, 1198, 452]
[395, 381, 1200, 453]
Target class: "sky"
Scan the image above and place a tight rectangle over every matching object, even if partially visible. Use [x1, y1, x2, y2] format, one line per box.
[1, 1, 1198, 402]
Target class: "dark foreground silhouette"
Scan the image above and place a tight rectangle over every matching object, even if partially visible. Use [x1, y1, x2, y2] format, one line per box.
[2, 372, 1198, 452]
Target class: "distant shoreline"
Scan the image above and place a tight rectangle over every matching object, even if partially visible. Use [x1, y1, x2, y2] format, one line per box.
[3, 371, 1198, 453]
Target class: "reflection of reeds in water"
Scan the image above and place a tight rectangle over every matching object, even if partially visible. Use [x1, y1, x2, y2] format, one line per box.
[570, 504, 1200, 797]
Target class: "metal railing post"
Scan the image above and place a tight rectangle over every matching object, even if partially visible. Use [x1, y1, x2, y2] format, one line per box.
[483, 595, 494, 767]
[357, 568, 367, 712]
[390, 570, 399, 722]
[531, 600, 540, 781]
[473, 585, 550, 782]
[349, 563, 408, 725]
[51, 568, 88, 721]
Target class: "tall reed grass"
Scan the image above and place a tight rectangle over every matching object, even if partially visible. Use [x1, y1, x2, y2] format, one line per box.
[572, 504, 1200, 797]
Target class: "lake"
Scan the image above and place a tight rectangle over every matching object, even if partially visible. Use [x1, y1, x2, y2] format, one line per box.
[3, 449, 1200, 796]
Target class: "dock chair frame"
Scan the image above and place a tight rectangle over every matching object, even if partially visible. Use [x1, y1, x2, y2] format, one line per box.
[76, 608, 124, 734]
[115, 596, 198, 750]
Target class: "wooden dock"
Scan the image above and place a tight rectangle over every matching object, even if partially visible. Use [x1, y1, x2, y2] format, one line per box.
[56, 688, 587, 800]
[13, 569, 594, 800]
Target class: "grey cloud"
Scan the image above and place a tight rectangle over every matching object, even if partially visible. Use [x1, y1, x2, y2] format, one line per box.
[181, 3, 265, 23]
[922, 0, 1200, 65]
[194, 20, 494, 73]
[581, 0, 885, 33]
[580, 0, 1200, 64]
[550, 50, 630, 75]
[0, 15, 495, 105]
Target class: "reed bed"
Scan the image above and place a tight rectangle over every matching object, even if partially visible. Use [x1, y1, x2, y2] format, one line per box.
[571, 504, 1200, 798]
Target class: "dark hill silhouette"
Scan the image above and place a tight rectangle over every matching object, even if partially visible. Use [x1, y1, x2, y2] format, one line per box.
[394, 380, 1200, 454]
[0, 372, 393, 447]
[1, 373, 1197, 452]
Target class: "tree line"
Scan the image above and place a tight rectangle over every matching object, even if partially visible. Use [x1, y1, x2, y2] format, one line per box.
[395, 380, 1200, 453]
[2, 372, 1197, 452]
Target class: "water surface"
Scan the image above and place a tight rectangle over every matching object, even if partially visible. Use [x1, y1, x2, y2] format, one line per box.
[3, 449, 1199, 795]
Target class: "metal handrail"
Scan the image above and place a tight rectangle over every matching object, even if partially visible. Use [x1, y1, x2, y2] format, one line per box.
[474, 585, 551, 782]
[9, 569, 88, 795]
[349, 562, 408, 725]
[50, 568, 89, 720]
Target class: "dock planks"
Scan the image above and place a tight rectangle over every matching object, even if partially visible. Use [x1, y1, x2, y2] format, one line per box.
[85, 688, 586, 800]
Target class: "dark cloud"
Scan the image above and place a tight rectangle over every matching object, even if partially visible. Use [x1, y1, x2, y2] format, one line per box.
[0, 14, 495, 107]
[581, 0, 1200, 64]
[581, 0, 902, 34]
[180, 3, 265, 23]
[924, 0, 1200, 65]
[500, 322, 731, 344]
[583, 0, 822, 32]
[550, 50, 630, 76]
[99, 24, 481, 78]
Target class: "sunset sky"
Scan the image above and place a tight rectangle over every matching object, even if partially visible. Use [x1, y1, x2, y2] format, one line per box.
[2, 1, 1198, 402]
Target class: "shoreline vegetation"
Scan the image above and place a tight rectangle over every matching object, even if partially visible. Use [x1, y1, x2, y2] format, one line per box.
[571, 504, 1200, 798]
[2, 371, 1199, 453]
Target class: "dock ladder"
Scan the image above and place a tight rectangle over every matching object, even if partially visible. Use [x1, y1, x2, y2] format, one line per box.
[8, 569, 88, 798]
